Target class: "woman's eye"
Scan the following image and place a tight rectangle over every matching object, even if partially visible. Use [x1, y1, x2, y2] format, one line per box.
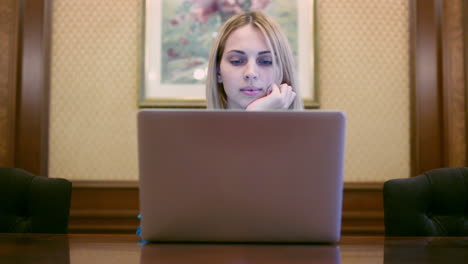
[257, 57, 273, 66]
[229, 58, 246, 66]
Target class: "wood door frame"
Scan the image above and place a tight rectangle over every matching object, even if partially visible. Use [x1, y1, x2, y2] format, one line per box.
[14, 0, 52, 176]
[1, 0, 20, 167]
[410, 0, 467, 175]
[464, 0, 468, 162]
[410, 0, 443, 176]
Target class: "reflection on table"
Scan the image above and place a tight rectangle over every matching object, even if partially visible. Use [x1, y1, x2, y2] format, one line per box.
[0, 234, 467, 264]
[141, 243, 340, 264]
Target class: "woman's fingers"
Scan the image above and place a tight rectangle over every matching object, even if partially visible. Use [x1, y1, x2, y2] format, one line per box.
[278, 83, 288, 94]
[246, 83, 295, 110]
[287, 91, 297, 108]
[270, 83, 280, 95]
[278, 84, 295, 108]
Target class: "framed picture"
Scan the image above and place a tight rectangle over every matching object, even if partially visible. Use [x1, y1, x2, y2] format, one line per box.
[142, 0, 317, 108]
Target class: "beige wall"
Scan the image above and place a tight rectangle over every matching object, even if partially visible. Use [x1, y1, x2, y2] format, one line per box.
[49, 0, 410, 182]
[318, 0, 410, 181]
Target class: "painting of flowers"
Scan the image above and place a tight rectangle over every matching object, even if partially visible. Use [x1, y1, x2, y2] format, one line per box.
[142, 0, 315, 107]
[161, 0, 296, 84]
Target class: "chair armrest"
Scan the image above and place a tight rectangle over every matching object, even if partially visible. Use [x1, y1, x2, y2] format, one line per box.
[29, 177, 72, 233]
[383, 176, 438, 236]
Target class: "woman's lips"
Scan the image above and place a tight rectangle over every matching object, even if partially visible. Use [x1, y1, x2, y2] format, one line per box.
[240, 86, 263, 96]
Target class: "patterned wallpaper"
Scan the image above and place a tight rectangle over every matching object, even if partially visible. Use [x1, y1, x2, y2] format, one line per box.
[318, 0, 410, 181]
[49, 0, 142, 180]
[49, 0, 410, 181]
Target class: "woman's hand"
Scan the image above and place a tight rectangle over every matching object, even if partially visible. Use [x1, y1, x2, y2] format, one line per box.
[246, 83, 296, 111]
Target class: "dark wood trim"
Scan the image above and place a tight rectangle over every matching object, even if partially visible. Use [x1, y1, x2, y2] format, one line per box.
[341, 182, 384, 235]
[3, 0, 19, 167]
[441, 0, 466, 167]
[411, 0, 468, 172]
[464, 0, 468, 166]
[410, 0, 444, 176]
[69, 181, 141, 234]
[69, 181, 384, 235]
[72, 181, 139, 189]
[14, 0, 52, 176]
[409, 0, 417, 175]
[8, 0, 19, 167]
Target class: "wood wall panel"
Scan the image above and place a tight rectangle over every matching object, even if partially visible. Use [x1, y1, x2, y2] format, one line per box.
[410, 0, 467, 174]
[68, 182, 384, 235]
[410, 0, 444, 176]
[465, 0, 468, 162]
[14, 0, 52, 176]
[69, 181, 140, 233]
[342, 183, 384, 234]
[441, 0, 466, 167]
[0, 0, 18, 167]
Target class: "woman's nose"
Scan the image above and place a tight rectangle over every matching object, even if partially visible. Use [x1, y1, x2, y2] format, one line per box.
[243, 60, 258, 81]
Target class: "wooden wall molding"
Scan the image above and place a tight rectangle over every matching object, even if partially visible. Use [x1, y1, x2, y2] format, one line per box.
[0, 0, 19, 167]
[441, 0, 466, 167]
[69, 181, 384, 235]
[410, 0, 468, 175]
[341, 182, 384, 235]
[13, 0, 52, 176]
[70, 181, 140, 233]
[410, 0, 444, 176]
[464, 0, 468, 162]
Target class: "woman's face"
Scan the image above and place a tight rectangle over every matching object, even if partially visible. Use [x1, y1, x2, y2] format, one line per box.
[218, 24, 275, 109]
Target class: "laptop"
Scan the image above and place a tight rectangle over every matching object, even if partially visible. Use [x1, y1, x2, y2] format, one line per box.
[137, 110, 346, 243]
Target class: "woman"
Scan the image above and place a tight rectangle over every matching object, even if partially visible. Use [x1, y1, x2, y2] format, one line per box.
[137, 12, 302, 240]
[206, 11, 303, 110]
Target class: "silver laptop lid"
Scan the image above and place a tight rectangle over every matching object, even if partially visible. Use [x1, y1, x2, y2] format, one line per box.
[138, 110, 346, 243]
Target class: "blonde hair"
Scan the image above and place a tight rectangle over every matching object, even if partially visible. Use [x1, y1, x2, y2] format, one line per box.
[206, 11, 304, 110]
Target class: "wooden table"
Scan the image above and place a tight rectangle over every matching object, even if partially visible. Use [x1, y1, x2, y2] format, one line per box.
[1, 234, 467, 263]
